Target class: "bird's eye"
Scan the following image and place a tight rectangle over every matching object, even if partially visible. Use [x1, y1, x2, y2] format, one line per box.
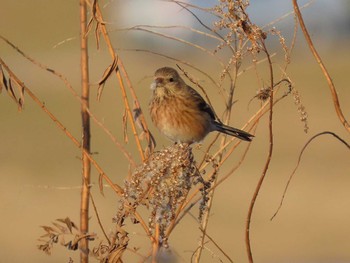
[169, 77, 174, 82]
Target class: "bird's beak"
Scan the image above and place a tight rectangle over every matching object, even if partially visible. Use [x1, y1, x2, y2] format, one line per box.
[150, 77, 163, 90]
[150, 81, 157, 90]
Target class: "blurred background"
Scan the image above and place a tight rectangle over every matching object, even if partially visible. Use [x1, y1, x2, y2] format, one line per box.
[1, 0, 350, 262]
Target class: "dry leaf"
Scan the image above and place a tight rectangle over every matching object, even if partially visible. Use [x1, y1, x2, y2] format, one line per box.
[97, 57, 118, 101]
[40, 225, 56, 234]
[52, 221, 69, 234]
[108, 245, 127, 263]
[0, 64, 8, 93]
[122, 108, 128, 143]
[99, 171, 104, 195]
[7, 78, 18, 103]
[56, 217, 77, 233]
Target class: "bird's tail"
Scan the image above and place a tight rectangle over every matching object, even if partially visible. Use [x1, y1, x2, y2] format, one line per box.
[213, 121, 254, 141]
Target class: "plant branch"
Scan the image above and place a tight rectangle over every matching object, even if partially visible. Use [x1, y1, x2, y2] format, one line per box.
[80, 1, 91, 260]
[245, 40, 274, 263]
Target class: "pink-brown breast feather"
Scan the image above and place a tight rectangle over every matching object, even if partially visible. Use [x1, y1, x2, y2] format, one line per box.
[150, 93, 211, 143]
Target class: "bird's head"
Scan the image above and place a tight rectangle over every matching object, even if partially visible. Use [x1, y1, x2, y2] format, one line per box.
[151, 67, 185, 96]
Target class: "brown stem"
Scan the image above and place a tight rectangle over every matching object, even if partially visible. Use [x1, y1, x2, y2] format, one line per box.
[151, 223, 160, 263]
[92, 1, 148, 161]
[292, 0, 350, 132]
[79, 0, 91, 262]
[245, 41, 274, 263]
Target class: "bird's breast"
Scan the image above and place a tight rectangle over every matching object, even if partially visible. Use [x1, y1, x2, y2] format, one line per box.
[149, 94, 211, 143]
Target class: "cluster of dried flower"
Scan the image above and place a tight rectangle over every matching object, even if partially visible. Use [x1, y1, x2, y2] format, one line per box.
[115, 143, 209, 247]
[213, 0, 266, 54]
[38, 218, 95, 256]
[292, 88, 309, 133]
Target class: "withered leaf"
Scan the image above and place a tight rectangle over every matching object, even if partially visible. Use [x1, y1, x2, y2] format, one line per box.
[98, 172, 104, 195]
[37, 243, 52, 255]
[40, 225, 56, 234]
[64, 240, 79, 251]
[108, 245, 127, 263]
[56, 217, 78, 233]
[52, 221, 69, 234]
[7, 77, 24, 110]
[0, 64, 8, 93]
[97, 57, 118, 101]
[7, 78, 18, 103]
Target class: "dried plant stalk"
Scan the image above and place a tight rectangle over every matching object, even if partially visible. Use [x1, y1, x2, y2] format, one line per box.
[292, 0, 350, 132]
[79, 0, 91, 261]
[4, 0, 342, 262]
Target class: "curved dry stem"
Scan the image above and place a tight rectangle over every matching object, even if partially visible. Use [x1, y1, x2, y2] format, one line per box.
[245, 40, 274, 263]
[89, 192, 111, 245]
[118, 48, 221, 90]
[292, 0, 350, 132]
[198, 226, 234, 263]
[271, 131, 350, 220]
[167, 0, 217, 15]
[118, 27, 232, 86]
[116, 24, 224, 43]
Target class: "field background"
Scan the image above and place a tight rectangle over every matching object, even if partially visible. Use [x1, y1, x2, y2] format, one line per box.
[1, 1, 350, 262]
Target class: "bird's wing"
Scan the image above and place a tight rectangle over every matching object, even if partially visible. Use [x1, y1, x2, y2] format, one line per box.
[186, 85, 216, 120]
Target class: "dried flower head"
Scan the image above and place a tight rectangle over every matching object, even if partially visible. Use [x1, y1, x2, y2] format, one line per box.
[115, 143, 208, 245]
[214, 0, 265, 51]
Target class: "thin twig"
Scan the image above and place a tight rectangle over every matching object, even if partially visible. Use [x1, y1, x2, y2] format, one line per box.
[117, 24, 224, 42]
[89, 192, 111, 245]
[200, 228, 234, 263]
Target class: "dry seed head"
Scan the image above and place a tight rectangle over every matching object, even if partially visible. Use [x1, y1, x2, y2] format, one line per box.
[271, 27, 290, 64]
[292, 88, 309, 133]
[116, 143, 207, 243]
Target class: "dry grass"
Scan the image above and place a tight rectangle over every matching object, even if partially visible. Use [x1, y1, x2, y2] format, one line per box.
[0, 0, 349, 263]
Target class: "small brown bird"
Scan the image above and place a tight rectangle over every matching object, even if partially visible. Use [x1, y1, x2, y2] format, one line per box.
[149, 67, 253, 144]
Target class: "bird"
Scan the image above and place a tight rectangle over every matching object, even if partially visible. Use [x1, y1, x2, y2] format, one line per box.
[149, 67, 254, 144]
